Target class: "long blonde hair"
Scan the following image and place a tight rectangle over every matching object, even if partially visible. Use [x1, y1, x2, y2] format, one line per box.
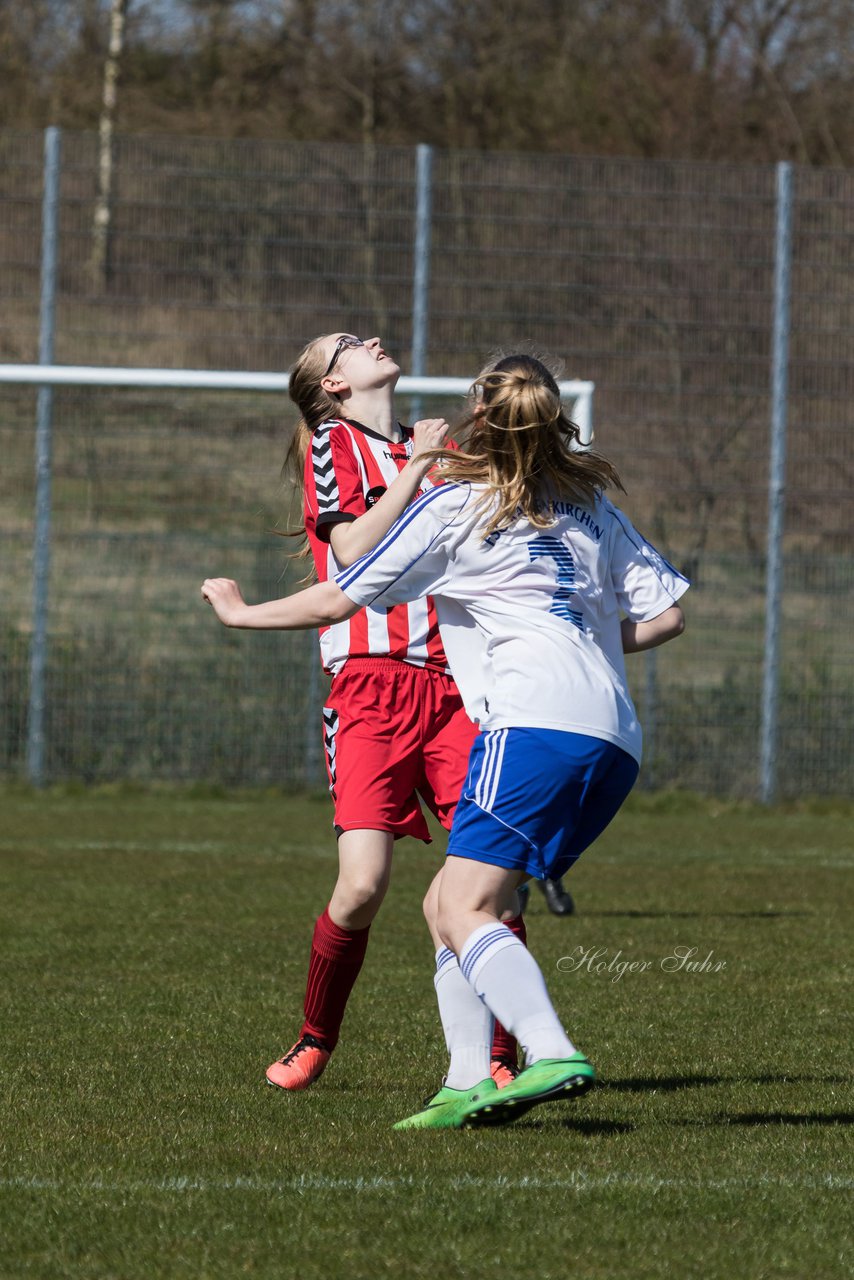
[432, 353, 623, 539]
[283, 334, 342, 487]
[277, 334, 343, 554]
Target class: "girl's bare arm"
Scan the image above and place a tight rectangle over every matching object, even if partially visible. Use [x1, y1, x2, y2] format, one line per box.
[621, 604, 685, 653]
[201, 577, 356, 630]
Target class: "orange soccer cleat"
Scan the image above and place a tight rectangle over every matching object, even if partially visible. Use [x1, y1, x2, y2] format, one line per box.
[265, 1034, 331, 1091]
[490, 1056, 521, 1089]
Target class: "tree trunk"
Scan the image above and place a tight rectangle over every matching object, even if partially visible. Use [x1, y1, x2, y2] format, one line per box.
[90, 0, 128, 290]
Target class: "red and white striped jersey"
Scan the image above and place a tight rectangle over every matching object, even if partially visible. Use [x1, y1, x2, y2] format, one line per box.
[303, 417, 450, 674]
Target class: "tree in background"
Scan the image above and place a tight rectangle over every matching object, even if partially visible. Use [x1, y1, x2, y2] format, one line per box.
[91, 0, 128, 288]
[2, 0, 854, 165]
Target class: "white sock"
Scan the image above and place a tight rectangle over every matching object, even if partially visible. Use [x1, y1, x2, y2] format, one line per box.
[460, 923, 576, 1065]
[433, 947, 493, 1090]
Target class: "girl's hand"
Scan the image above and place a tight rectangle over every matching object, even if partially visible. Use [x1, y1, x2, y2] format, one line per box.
[201, 577, 248, 627]
[410, 417, 449, 464]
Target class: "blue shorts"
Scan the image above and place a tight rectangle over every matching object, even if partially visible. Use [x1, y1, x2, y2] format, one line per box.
[446, 728, 639, 881]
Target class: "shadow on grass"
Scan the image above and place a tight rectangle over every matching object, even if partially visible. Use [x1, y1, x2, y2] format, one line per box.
[604, 1074, 728, 1092]
[522, 1117, 636, 1135]
[583, 910, 811, 919]
[560, 1118, 636, 1135]
[519, 1101, 852, 1133]
[685, 1112, 854, 1127]
[604, 1074, 850, 1092]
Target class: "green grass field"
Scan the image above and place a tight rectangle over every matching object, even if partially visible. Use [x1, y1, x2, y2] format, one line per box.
[1, 787, 852, 1280]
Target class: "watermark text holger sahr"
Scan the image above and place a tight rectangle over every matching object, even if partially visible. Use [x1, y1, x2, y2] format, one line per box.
[557, 945, 727, 983]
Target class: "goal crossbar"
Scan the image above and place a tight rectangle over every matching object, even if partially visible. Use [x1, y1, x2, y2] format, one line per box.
[0, 364, 594, 444]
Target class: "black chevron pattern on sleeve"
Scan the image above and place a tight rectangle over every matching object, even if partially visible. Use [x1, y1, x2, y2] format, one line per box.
[312, 422, 339, 512]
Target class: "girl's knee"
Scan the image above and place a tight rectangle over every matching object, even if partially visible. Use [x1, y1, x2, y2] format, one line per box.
[330, 871, 389, 927]
[422, 880, 440, 927]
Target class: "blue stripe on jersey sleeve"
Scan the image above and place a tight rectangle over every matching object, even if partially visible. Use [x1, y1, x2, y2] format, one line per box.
[335, 482, 470, 594]
[607, 502, 690, 586]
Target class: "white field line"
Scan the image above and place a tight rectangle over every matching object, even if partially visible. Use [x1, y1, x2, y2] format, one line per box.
[1, 1173, 851, 1194]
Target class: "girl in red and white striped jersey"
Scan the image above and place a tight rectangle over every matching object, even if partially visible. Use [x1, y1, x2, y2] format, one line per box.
[263, 332, 525, 1093]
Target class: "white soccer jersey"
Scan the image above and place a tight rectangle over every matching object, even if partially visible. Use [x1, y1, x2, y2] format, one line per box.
[335, 484, 689, 763]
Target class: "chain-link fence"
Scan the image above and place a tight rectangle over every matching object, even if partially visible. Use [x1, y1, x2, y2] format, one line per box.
[2, 130, 853, 797]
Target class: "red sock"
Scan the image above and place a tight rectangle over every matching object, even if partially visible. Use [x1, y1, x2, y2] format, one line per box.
[490, 913, 528, 1065]
[301, 907, 371, 1051]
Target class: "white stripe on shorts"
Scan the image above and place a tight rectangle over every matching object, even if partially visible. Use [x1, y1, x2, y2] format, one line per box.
[475, 729, 508, 813]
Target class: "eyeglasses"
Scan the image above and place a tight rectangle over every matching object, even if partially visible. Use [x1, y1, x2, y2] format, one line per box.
[322, 335, 364, 378]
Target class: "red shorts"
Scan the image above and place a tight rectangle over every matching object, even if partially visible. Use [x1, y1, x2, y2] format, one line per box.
[321, 658, 478, 842]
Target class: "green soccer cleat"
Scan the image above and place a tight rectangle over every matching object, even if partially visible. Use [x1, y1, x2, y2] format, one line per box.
[393, 1078, 498, 1130]
[461, 1052, 596, 1128]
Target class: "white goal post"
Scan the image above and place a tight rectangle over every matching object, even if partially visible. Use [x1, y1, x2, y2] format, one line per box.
[0, 365, 595, 444]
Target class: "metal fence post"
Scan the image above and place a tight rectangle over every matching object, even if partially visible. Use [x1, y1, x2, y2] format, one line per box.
[759, 161, 793, 804]
[27, 126, 62, 787]
[409, 144, 433, 422]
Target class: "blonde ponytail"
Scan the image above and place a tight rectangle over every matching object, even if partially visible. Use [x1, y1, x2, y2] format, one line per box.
[429, 353, 623, 539]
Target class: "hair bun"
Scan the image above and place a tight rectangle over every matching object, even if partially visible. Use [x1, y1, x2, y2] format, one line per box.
[488, 354, 560, 399]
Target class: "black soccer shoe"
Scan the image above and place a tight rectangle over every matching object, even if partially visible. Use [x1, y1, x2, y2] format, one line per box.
[538, 877, 575, 916]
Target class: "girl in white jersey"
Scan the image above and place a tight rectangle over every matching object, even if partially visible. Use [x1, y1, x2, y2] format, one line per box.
[202, 353, 688, 1129]
[261, 334, 525, 1095]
